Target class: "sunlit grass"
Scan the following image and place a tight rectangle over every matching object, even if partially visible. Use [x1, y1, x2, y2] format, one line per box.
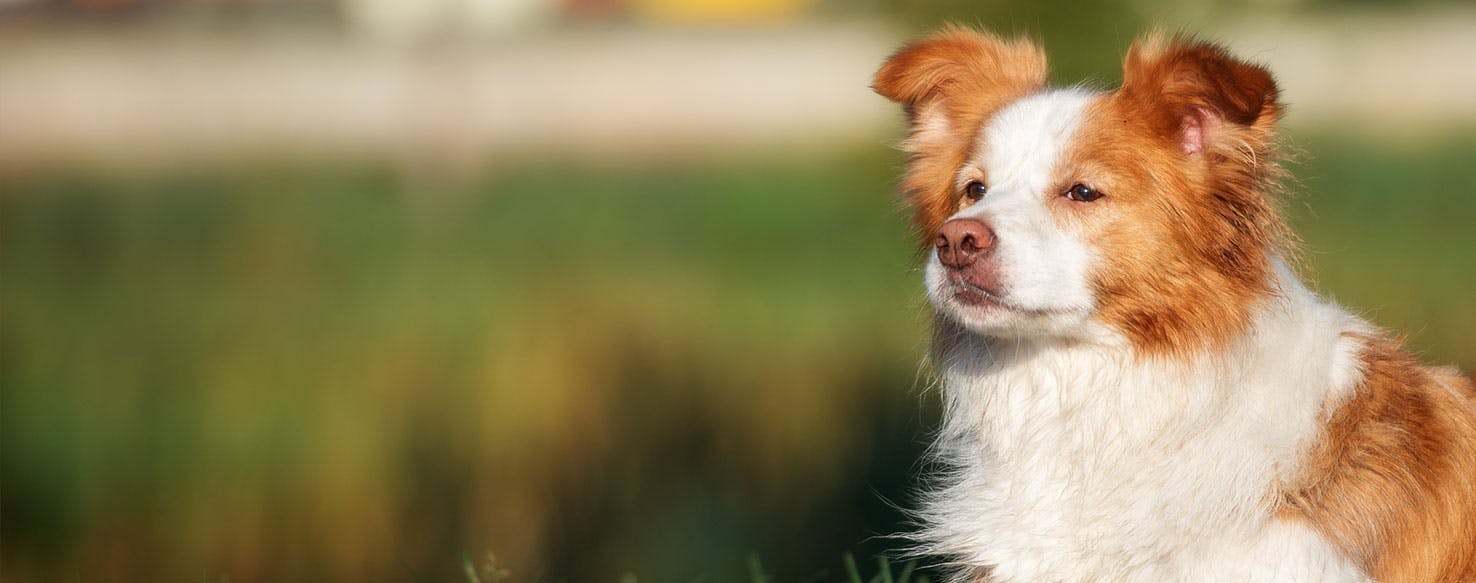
[746, 553, 928, 583]
[2, 133, 1472, 581]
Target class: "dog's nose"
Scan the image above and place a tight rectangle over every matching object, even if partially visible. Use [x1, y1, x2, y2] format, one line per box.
[935, 218, 995, 269]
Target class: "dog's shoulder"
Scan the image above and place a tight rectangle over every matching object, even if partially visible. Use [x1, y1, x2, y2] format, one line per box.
[1283, 333, 1476, 582]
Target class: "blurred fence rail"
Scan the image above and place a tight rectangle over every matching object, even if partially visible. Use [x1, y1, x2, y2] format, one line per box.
[1219, 9, 1476, 133]
[0, 22, 900, 168]
[4, 10, 1476, 169]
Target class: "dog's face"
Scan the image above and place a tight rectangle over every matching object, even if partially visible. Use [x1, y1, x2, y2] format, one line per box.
[876, 29, 1287, 355]
[921, 89, 1101, 339]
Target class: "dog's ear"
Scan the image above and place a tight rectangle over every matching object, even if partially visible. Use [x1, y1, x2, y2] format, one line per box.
[873, 27, 1048, 243]
[873, 26, 1048, 146]
[874, 27, 1046, 105]
[1120, 33, 1281, 156]
[1113, 34, 1291, 322]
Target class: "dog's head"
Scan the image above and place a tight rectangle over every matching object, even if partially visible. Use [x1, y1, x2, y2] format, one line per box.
[875, 28, 1288, 356]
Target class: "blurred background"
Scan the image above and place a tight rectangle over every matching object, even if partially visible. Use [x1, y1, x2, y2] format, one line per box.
[1, 0, 1472, 580]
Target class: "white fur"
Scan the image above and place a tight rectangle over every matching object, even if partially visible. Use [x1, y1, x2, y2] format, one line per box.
[1187, 520, 1373, 582]
[915, 91, 1375, 582]
[921, 266, 1371, 582]
[926, 89, 1102, 340]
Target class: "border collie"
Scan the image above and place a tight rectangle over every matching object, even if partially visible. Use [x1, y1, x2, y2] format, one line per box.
[873, 27, 1476, 582]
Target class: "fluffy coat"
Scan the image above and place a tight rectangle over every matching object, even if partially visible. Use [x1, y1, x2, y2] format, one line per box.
[873, 28, 1476, 582]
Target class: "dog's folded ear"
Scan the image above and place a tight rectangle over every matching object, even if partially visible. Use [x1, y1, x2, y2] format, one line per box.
[1120, 34, 1282, 156]
[873, 27, 1048, 243]
[873, 27, 1047, 110]
[873, 27, 1048, 139]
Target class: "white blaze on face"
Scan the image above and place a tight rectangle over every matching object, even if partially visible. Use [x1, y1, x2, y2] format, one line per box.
[926, 88, 1101, 336]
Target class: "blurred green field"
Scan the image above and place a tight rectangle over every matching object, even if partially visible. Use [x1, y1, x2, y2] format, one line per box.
[2, 132, 1473, 581]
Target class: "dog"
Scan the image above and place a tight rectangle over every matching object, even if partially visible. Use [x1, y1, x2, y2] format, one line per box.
[872, 27, 1476, 582]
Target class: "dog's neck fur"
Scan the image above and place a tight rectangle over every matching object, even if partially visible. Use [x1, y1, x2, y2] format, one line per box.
[917, 262, 1370, 582]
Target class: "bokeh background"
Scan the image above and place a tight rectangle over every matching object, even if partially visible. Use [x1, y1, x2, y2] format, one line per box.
[2, 0, 1473, 580]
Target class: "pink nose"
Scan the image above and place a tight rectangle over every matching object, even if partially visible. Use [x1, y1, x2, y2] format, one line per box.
[935, 218, 995, 269]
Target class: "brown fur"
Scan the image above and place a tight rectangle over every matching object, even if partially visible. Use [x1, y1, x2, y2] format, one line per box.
[876, 26, 1476, 580]
[1059, 34, 1291, 356]
[877, 30, 1290, 356]
[872, 27, 1048, 244]
[1283, 335, 1476, 582]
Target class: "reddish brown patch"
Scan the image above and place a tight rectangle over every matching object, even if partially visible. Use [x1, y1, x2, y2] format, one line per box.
[1055, 34, 1290, 356]
[1282, 334, 1476, 582]
[877, 30, 1292, 355]
[873, 27, 1048, 244]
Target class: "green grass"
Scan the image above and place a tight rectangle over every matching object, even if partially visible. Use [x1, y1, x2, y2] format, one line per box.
[746, 553, 924, 583]
[1284, 136, 1476, 366]
[2, 133, 1472, 581]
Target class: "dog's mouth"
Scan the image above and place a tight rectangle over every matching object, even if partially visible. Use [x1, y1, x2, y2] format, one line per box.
[940, 272, 1082, 318]
[945, 272, 1008, 309]
[950, 282, 1002, 309]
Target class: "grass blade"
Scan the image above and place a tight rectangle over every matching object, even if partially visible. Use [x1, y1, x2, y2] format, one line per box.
[462, 555, 481, 583]
[747, 554, 768, 583]
[843, 553, 863, 583]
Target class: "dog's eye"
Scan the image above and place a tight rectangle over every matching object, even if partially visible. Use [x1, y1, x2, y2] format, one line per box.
[964, 181, 987, 202]
[1065, 183, 1103, 202]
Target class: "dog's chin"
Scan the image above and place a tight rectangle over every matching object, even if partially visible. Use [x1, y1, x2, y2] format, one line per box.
[933, 288, 1030, 334]
[930, 282, 1094, 339]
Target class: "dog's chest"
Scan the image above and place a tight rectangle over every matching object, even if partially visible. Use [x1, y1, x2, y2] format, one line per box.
[928, 346, 1304, 581]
